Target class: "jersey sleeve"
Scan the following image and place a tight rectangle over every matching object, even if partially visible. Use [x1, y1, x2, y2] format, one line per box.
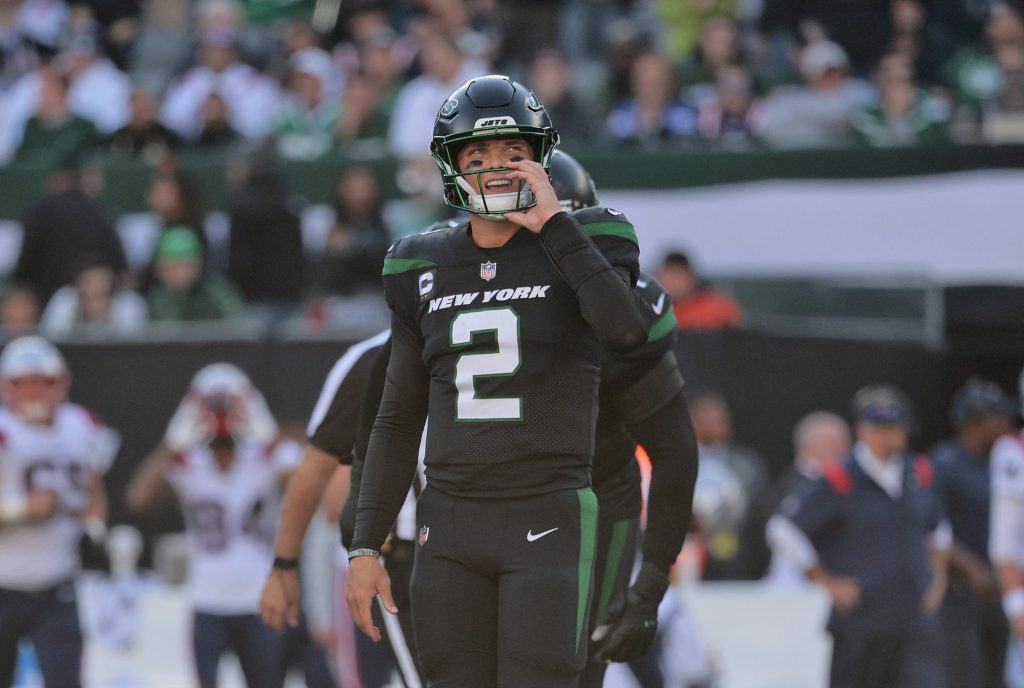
[626, 390, 697, 573]
[69, 406, 121, 475]
[306, 331, 390, 464]
[351, 244, 431, 551]
[538, 209, 654, 351]
[340, 340, 390, 548]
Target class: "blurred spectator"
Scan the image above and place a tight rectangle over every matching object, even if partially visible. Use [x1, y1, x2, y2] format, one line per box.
[495, 0, 559, 75]
[767, 385, 951, 688]
[755, 40, 877, 148]
[606, 51, 697, 146]
[790, 0, 894, 74]
[146, 168, 209, 252]
[655, 1, 739, 63]
[40, 256, 147, 337]
[945, 4, 1024, 143]
[333, 71, 391, 156]
[0, 283, 41, 333]
[931, 378, 1017, 688]
[107, 88, 183, 159]
[678, 15, 744, 94]
[889, 0, 958, 87]
[317, 165, 389, 296]
[0, 1, 42, 89]
[603, 18, 653, 105]
[160, 24, 280, 141]
[850, 51, 950, 147]
[71, 1, 141, 71]
[62, 27, 132, 134]
[12, 0, 67, 54]
[423, 0, 496, 65]
[146, 227, 245, 322]
[227, 154, 306, 311]
[358, 27, 404, 111]
[528, 49, 601, 144]
[273, 48, 342, 161]
[655, 251, 742, 330]
[779, 411, 853, 500]
[13, 67, 101, 171]
[191, 92, 242, 149]
[13, 166, 126, 304]
[138, 169, 210, 294]
[690, 390, 773, 580]
[766, 411, 851, 586]
[387, 33, 482, 160]
[694, 64, 760, 146]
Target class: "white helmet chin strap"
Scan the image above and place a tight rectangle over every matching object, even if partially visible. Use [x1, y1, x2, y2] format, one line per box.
[455, 175, 535, 220]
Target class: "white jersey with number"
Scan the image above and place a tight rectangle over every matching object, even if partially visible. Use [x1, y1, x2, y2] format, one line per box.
[991, 431, 1024, 567]
[167, 439, 301, 614]
[0, 403, 117, 590]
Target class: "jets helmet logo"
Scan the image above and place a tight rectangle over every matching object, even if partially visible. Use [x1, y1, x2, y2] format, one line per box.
[480, 261, 497, 281]
[439, 98, 458, 118]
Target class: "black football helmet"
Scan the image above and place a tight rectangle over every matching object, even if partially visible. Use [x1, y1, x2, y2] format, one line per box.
[548, 150, 599, 212]
[431, 74, 559, 219]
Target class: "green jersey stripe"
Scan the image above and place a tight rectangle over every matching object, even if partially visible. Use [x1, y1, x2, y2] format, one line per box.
[576, 487, 599, 652]
[595, 518, 633, 623]
[580, 221, 639, 245]
[382, 257, 438, 275]
[647, 309, 678, 342]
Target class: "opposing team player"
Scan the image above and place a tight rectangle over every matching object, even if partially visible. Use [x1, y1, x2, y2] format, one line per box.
[991, 367, 1024, 664]
[0, 336, 117, 688]
[126, 363, 325, 688]
[346, 74, 657, 687]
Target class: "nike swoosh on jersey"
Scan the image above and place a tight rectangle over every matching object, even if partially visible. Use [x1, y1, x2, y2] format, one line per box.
[526, 527, 559, 542]
[652, 293, 666, 315]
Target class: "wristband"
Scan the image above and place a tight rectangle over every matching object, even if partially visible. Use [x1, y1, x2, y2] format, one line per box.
[1004, 588, 1024, 618]
[347, 548, 381, 561]
[0, 495, 28, 525]
[272, 556, 299, 570]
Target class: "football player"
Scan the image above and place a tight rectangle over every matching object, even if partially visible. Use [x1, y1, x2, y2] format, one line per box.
[126, 363, 318, 688]
[0, 336, 117, 688]
[991, 367, 1024, 666]
[346, 74, 657, 687]
[545, 151, 698, 686]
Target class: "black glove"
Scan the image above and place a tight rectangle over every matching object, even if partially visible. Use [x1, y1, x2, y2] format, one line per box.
[590, 561, 669, 663]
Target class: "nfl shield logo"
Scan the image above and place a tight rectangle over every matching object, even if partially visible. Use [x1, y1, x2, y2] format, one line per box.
[418, 525, 430, 545]
[480, 261, 497, 281]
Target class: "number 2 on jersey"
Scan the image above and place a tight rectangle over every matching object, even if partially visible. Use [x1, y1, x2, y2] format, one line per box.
[450, 307, 522, 421]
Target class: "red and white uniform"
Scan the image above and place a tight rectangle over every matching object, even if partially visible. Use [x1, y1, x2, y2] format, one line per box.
[991, 431, 1024, 568]
[0, 403, 116, 590]
[166, 439, 301, 614]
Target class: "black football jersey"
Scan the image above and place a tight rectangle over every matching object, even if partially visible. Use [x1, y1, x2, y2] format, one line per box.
[379, 208, 641, 499]
[592, 272, 680, 520]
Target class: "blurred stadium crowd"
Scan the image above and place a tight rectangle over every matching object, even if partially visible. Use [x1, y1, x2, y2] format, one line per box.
[1, 0, 1024, 337]
[1, 1, 1023, 687]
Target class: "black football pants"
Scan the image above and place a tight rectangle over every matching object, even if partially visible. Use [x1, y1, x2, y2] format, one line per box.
[410, 485, 598, 688]
[577, 516, 640, 688]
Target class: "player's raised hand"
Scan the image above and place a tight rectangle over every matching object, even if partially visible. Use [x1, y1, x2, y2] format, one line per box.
[260, 568, 300, 632]
[504, 159, 562, 232]
[346, 555, 398, 642]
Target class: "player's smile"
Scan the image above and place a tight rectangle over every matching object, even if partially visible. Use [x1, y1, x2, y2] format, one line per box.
[455, 137, 534, 195]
